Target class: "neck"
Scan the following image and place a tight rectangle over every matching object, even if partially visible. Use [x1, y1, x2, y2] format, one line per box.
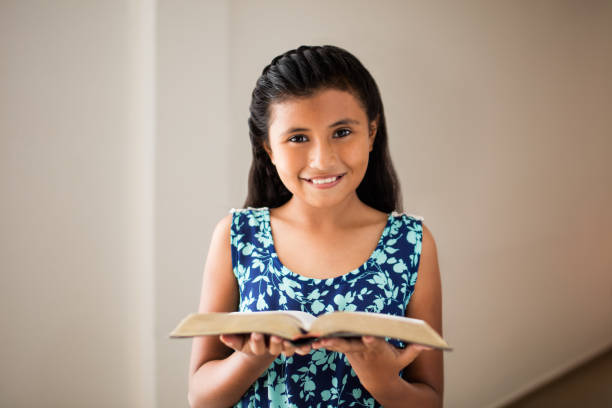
[280, 193, 367, 229]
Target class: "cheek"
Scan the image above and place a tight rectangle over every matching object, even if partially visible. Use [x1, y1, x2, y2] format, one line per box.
[273, 148, 303, 174]
[341, 143, 370, 168]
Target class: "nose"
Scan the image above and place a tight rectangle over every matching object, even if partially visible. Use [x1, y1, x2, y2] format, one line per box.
[308, 138, 337, 170]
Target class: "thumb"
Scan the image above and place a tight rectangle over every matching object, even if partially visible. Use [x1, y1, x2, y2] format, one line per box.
[220, 334, 245, 350]
[397, 343, 428, 367]
[362, 336, 387, 352]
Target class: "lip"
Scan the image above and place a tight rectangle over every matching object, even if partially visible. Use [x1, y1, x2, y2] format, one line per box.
[300, 173, 346, 189]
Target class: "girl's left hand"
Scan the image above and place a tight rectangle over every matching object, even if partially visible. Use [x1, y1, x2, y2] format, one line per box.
[312, 336, 431, 393]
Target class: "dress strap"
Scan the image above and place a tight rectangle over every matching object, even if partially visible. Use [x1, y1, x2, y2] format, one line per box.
[229, 206, 269, 214]
[391, 210, 424, 221]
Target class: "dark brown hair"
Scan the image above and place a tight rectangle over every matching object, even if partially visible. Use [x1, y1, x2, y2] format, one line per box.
[245, 45, 402, 212]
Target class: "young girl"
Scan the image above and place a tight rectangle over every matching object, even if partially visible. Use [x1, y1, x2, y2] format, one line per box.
[188, 45, 443, 408]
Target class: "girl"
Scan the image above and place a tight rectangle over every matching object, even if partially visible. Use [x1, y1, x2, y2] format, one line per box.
[188, 45, 443, 408]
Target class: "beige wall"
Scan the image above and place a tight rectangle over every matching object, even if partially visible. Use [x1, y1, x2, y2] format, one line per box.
[1, 1, 611, 407]
[0, 0, 155, 407]
[155, 1, 232, 407]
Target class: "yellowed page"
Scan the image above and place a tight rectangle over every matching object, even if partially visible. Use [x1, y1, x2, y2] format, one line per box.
[169, 311, 305, 339]
[310, 312, 451, 350]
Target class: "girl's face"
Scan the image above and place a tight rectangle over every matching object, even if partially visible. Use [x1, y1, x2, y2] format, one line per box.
[266, 88, 377, 209]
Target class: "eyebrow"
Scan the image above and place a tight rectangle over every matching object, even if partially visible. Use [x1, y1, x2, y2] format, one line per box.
[283, 118, 360, 135]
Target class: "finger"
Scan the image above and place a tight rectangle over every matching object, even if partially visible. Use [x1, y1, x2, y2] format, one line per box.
[250, 333, 266, 355]
[362, 336, 384, 348]
[295, 343, 312, 356]
[220, 334, 245, 351]
[361, 336, 389, 353]
[269, 336, 283, 356]
[397, 343, 426, 367]
[319, 338, 366, 353]
[282, 340, 296, 357]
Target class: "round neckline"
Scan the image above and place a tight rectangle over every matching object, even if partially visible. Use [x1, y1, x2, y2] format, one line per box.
[263, 207, 393, 282]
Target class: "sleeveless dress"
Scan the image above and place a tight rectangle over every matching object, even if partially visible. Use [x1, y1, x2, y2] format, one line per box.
[230, 207, 424, 408]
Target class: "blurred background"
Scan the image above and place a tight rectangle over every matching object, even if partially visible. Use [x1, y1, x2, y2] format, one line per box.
[1, 1, 611, 407]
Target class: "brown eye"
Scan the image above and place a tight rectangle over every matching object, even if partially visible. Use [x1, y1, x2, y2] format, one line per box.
[334, 128, 351, 138]
[289, 134, 308, 143]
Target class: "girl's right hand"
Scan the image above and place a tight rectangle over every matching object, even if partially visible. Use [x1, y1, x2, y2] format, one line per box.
[220, 333, 311, 358]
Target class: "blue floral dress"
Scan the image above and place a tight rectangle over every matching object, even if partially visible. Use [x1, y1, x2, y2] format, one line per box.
[230, 207, 423, 408]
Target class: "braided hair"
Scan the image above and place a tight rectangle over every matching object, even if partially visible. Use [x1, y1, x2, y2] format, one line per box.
[245, 45, 402, 212]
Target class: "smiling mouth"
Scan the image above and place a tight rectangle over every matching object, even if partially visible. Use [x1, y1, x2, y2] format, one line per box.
[302, 174, 345, 185]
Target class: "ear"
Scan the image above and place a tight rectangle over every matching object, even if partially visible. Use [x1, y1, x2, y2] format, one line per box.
[368, 117, 378, 152]
[263, 141, 275, 165]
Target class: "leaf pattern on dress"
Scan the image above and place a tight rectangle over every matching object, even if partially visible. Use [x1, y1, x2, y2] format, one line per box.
[230, 208, 423, 407]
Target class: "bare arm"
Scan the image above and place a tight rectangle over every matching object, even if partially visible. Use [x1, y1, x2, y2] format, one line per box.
[313, 222, 444, 407]
[187, 215, 310, 408]
[187, 215, 274, 408]
[379, 222, 444, 407]
[402, 223, 444, 399]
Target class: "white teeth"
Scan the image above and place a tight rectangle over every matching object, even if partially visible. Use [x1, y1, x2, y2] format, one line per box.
[311, 176, 338, 185]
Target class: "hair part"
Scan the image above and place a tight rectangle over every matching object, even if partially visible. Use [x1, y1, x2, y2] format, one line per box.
[245, 45, 402, 212]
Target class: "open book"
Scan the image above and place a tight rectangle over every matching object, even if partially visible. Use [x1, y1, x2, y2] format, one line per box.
[170, 310, 451, 351]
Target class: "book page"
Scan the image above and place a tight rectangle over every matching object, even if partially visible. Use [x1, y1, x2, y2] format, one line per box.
[310, 311, 451, 350]
[171, 311, 304, 339]
[170, 311, 319, 340]
[169, 311, 450, 349]
[278, 310, 317, 330]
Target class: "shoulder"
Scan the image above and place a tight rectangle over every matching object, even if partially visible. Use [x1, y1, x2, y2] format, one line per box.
[206, 214, 234, 258]
[213, 212, 233, 236]
[421, 223, 438, 263]
[405, 219, 441, 317]
[196, 214, 239, 313]
[414, 221, 439, 288]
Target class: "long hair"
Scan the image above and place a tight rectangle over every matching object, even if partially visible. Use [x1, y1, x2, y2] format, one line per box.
[245, 45, 402, 212]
